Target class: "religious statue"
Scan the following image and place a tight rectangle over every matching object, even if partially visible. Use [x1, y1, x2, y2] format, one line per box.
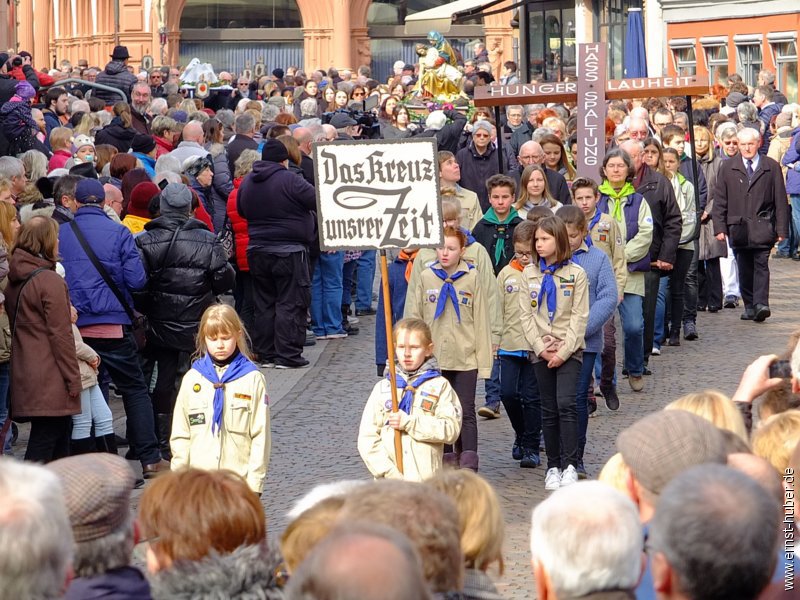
[411, 31, 464, 101]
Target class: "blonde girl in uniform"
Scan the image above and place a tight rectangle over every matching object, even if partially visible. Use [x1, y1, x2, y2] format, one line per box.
[358, 318, 462, 482]
[170, 304, 271, 495]
[405, 226, 492, 471]
[520, 216, 588, 491]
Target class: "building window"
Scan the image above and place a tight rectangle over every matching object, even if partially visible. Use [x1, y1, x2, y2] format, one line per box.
[180, 0, 302, 29]
[702, 42, 728, 86]
[772, 40, 798, 102]
[596, 0, 641, 80]
[527, 1, 576, 82]
[735, 40, 762, 87]
[672, 46, 696, 76]
[368, 0, 480, 26]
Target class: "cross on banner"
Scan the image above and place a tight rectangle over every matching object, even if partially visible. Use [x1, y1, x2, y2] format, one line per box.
[474, 43, 710, 180]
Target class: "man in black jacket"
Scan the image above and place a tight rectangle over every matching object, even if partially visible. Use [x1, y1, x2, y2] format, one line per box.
[419, 109, 467, 155]
[0, 52, 40, 106]
[134, 183, 235, 456]
[237, 139, 317, 369]
[456, 121, 507, 212]
[95, 46, 138, 104]
[621, 140, 682, 366]
[227, 112, 259, 174]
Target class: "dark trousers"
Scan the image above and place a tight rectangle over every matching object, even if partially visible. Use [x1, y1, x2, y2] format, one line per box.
[576, 352, 598, 455]
[534, 357, 581, 470]
[682, 241, 699, 323]
[643, 269, 666, 360]
[698, 258, 723, 310]
[733, 248, 771, 309]
[342, 259, 358, 313]
[667, 248, 694, 332]
[600, 318, 616, 387]
[499, 355, 540, 451]
[85, 333, 161, 465]
[25, 415, 72, 463]
[248, 249, 311, 366]
[233, 269, 255, 335]
[442, 369, 478, 463]
[146, 345, 182, 415]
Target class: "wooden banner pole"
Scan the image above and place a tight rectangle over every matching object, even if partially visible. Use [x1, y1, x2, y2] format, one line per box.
[379, 249, 404, 474]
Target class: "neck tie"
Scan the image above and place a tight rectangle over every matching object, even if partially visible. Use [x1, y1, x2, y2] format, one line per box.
[430, 265, 470, 322]
[746, 159, 754, 180]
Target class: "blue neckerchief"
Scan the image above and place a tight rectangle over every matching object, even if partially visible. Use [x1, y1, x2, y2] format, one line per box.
[539, 258, 570, 322]
[386, 369, 441, 414]
[191, 351, 259, 436]
[459, 226, 477, 246]
[586, 211, 602, 247]
[430, 263, 472, 322]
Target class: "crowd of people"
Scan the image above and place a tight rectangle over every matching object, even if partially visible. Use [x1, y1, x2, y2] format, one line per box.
[0, 40, 797, 599]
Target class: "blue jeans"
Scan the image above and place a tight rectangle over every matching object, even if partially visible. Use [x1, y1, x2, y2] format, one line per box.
[84, 332, 161, 465]
[72, 384, 114, 439]
[483, 358, 501, 405]
[499, 354, 540, 450]
[0, 362, 11, 454]
[784, 194, 800, 257]
[617, 293, 644, 377]
[577, 352, 598, 454]
[311, 251, 346, 336]
[355, 250, 376, 310]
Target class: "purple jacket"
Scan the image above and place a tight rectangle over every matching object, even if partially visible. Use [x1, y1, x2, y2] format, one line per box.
[781, 129, 800, 195]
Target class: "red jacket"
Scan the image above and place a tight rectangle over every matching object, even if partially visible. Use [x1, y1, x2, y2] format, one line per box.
[154, 135, 173, 157]
[226, 178, 250, 271]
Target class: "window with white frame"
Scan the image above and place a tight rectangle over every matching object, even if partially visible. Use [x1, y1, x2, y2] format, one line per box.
[734, 36, 763, 87]
[700, 37, 728, 85]
[768, 32, 798, 102]
[670, 39, 696, 76]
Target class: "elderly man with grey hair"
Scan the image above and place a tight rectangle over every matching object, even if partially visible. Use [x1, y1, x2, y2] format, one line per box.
[648, 464, 781, 600]
[530, 481, 644, 600]
[227, 112, 259, 174]
[0, 457, 74, 600]
[0, 155, 26, 201]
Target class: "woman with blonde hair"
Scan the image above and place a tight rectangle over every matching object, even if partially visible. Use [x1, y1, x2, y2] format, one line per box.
[665, 390, 748, 442]
[515, 164, 560, 217]
[752, 409, 800, 473]
[427, 470, 504, 599]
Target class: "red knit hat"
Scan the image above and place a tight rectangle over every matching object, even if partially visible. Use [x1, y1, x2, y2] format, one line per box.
[128, 181, 160, 219]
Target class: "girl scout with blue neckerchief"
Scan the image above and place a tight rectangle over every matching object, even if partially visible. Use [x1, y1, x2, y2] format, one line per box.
[404, 226, 492, 472]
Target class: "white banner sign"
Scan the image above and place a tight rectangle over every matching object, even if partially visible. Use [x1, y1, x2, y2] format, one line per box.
[313, 138, 443, 250]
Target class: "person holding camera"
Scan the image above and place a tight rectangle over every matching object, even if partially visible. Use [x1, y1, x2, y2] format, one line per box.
[330, 112, 362, 140]
[0, 51, 40, 105]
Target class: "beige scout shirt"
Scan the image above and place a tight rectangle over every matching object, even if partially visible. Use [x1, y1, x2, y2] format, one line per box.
[404, 260, 493, 378]
[358, 375, 462, 482]
[496, 262, 533, 352]
[519, 261, 589, 362]
[409, 244, 501, 344]
[170, 366, 271, 494]
[588, 211, 627, 298]
[456, 185, 484, 230]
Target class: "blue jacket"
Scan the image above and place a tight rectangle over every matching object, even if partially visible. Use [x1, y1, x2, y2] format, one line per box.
[375, 254, 412, 374]
[64, 566, 152, 600]
[782, 129, 800, 195]
[132, 152, 156, 179]
[571, 245, 617, 354]
[59, 206, 147, 327]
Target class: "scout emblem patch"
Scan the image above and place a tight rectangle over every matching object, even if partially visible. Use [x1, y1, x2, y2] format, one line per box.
[193, 383, 201, 393]
[189, 413, 206, 426]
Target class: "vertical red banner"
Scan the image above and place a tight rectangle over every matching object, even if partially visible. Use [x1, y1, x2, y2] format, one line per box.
[577, 44, 607, 182]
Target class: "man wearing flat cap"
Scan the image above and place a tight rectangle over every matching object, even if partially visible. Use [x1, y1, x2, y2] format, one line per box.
[95, 45, 138, 105]
[48, 453, 152, 599]
[330, 112, 362, 140]
[237, 139, 317, 369]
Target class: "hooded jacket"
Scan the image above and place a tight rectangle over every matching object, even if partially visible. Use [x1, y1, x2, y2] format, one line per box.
[94, 60, 137, 104]
[95, 117, 137, 152]
[134, 214, 235, 351]
[236, 160, 317, 248]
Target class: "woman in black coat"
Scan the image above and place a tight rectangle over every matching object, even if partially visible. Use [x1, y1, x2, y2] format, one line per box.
[94, 102, 137, 152]
[134, 183, 235, 457]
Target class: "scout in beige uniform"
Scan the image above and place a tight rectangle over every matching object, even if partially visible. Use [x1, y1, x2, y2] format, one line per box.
[170, 305, 271, 495]
[404, 227, 492, 472]
[358, 318, 462, 482]
[496, 220, 542, 468]
[519, 216, 588, 491]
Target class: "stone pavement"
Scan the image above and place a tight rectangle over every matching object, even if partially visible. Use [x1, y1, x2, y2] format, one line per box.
[9, 258, 800, 598]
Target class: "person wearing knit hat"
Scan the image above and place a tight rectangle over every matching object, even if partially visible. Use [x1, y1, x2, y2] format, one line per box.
[159, 182, 193, 215]
[12, 80, 36, 102]
[72, 134, 96, 165]
[725, 91, 747, 110]
[47, 454, 151, 598]
[122, 181, 159, 234]
[261, 138, 290, 163]
[0, 77, 40, 154]
[130, 133, 158, 178]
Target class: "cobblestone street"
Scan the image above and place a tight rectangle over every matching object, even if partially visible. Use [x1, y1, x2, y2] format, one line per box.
[10, 259, 799, 598]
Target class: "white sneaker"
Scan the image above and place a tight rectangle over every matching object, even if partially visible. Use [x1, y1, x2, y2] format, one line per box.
[544, 468, 561, 490]
[651, 346, 661, 356]
[560, 465, 578, 487]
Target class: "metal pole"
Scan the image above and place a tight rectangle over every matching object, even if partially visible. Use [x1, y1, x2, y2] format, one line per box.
[379, 249, 404, 475]
[113, 0, 120, 46]
[494, 105, 505, 174]
[518, 1, 529, 83]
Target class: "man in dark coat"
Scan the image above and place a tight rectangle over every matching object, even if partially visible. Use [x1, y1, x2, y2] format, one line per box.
[622, 140, 682, 363]
[95, 45, 138, 104]
[0, 51, 40, 106]
[419, 109, 467, 155]
[713, 128, 789, 322]
[134, 183, 235, 455]
[237, 139, 317, 369]
[455, 121, 507, 212]
[227, 112, 259, 174]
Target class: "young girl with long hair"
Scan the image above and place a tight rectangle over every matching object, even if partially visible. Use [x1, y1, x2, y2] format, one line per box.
[170, 304, 271, 494]
[516, 164, 561, 217]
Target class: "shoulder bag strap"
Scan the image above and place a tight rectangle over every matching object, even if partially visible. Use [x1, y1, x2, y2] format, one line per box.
[152, 222, 184, 282]
[69, 220, 136, 322]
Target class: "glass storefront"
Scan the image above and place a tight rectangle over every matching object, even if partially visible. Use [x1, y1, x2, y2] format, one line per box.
[180, 0, 302, 29]
[596, 0, 641, 80]
[526, 1, 576, 82]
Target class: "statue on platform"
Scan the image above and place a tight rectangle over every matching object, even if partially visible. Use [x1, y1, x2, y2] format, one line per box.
[412, 31, 464, 102]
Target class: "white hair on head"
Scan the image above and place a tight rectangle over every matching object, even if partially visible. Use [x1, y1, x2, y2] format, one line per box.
[287, 480, 369, 521]
[737, 126, 761, 142]
[530, 481, 643, 598]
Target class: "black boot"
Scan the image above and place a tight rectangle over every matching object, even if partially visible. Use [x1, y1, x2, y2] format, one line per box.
[96, 433, 118, 455]
[577, 445, 587, 479]
[70, 437, 97, 455]
[156, 414, 173, 461]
